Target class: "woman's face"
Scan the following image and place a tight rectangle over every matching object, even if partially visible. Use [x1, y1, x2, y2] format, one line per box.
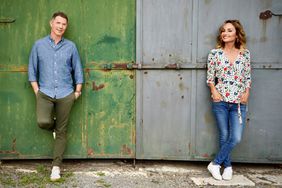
[221, 23, 237, 44]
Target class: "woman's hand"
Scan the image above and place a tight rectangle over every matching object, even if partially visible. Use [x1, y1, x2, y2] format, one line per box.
[211, 89, 223, 102]
[209, 83, 222, 102]
[240, 89, 250, 104]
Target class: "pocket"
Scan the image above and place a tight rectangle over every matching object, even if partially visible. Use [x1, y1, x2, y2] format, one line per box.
[36, 90, 42, 99]
[73, 92, 77, 100]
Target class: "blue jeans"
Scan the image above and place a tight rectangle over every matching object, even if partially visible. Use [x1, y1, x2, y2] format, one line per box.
[212, 101, 246, 167]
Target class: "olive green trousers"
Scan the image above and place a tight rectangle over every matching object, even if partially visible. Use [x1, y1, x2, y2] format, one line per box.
[36, 91, 75, 166]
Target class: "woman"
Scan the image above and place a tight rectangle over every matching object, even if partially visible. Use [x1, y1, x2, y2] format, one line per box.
[206, 20, 251, 181]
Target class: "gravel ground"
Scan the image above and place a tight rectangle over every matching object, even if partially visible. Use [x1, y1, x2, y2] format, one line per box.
[0, 159, 281, 187]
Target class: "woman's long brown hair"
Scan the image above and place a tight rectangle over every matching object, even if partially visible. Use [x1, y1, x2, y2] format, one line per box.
[216, 20, 247, 50]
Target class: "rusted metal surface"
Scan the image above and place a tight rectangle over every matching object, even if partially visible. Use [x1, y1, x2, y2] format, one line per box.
[85, 69, 135, 158]
[260, 10, 282, 20]
[1, 0, 282, 163]
[136, 0, 282, 163]
[260, 10, 274, 20]
[0, 0, 135, 159]
[92, 81, 105, 91]
[164, 63, 181, 69]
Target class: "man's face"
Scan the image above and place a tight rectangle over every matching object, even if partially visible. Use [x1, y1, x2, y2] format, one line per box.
[50, 16, 68, 37]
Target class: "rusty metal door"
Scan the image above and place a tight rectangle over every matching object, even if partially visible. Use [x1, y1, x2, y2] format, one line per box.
[136, 0, 282, 162]
[0, 0, 135, 159]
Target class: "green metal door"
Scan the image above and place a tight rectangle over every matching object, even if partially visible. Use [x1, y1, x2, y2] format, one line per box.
[0, 0, 135, 159]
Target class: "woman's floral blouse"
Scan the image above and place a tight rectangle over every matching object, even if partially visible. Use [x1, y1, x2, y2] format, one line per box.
[207, 48, 251, 103]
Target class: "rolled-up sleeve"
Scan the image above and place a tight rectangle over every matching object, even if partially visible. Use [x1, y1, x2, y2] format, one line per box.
[207, 51, 216, 85]
[71, 45, 84, 84]
[28, 44, 38, 82]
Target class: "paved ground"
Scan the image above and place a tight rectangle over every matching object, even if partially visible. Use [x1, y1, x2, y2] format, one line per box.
[0, 159, 281, 187]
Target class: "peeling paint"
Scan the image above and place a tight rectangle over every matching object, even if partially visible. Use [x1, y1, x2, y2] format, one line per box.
[122, 145, 132, 155]
[92, 81, 105, 91]
[12, 138, 16, 151]
[202, 153, 209, 158]
[87, 148, 95, 156]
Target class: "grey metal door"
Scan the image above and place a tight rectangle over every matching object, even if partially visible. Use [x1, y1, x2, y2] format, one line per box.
[136, 0, 282, 162]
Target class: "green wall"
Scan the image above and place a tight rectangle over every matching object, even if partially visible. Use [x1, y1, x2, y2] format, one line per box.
[0, 0, 136, 159]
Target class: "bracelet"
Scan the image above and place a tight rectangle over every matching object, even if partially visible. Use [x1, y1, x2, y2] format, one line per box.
[75, 91, 81, 95]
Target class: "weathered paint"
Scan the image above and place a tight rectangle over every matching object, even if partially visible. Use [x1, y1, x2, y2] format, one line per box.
[136, 0, 282, 163]
[85, 70, 135, 158]
[1, 0, 282, 163]
[0, 0, 135, 159]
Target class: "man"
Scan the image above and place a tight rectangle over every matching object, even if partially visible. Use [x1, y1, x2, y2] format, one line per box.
[28, 12, 83, 181]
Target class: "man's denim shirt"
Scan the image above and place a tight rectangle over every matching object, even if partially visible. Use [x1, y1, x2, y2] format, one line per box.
[28, 35, 84, 99]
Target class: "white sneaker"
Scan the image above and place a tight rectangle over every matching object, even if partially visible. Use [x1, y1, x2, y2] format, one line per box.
[53, 131, 56, 139]
[222, 166, 233, 180]
[50, 166, 61, 181]
[207, 161, 222, 180]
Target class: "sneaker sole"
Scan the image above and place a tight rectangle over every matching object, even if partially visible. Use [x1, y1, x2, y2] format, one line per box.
[50, 177, 61, 182]
[207, 166, 222, 180]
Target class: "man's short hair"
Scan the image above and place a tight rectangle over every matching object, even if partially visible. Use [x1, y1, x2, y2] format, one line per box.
[52, 11, 68, 23]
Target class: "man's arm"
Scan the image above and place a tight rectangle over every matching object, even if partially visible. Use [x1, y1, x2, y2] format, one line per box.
[71, 44, 84, 100]
[74, 83, 82, 99]
[30, 81, 39, 95]
[28, 43, 39, 95]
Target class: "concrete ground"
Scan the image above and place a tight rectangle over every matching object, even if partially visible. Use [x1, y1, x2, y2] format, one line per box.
[0, 159, 281, 187]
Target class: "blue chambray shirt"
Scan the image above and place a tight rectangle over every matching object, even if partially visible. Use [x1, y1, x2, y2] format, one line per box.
[28, 35, 84, 99]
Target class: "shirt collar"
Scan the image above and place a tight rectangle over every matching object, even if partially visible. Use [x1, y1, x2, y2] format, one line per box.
[48, 35, 64, 45]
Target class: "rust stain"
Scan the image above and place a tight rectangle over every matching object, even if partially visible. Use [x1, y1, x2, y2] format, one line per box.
[113, 63, 128, 69]
[165, 63, 178, 69]
[122, 145, 132, 155]
[260, 20, 268, 43]
[179, 83, 185, 91]
[205, 111, 214, 124]
[188, 143, 191, 151]
[259, 10, 272, 20]
[101, 69, 111, 72]
[0, 138, 20, 154]
[85, 68, 91, 77]
[202, 153, 209, 158]
[12, 138, 16, 151]
[0, 65, 27, 72]
[87, 148, 95, 156]
[92, 81, 105, 91]
[0, 150, 19, 154]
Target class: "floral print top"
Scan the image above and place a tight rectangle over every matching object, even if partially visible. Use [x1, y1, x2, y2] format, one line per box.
[207, 48, 251, 103]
